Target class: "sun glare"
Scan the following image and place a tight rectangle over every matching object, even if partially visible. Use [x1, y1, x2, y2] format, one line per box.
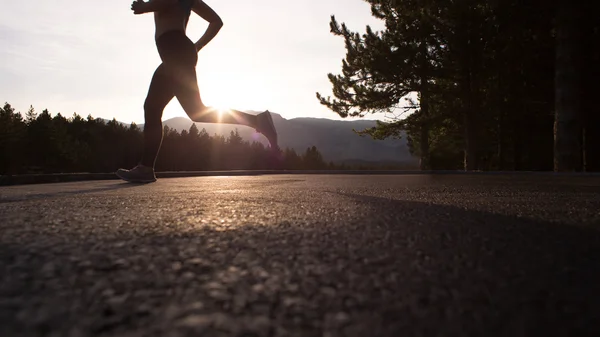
[205, 99, 230, 119]
[213, 107, 228, 123]
[201, 78, 266, 114]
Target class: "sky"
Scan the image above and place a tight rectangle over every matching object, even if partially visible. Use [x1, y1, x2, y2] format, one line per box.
[0, 0, 390, 124]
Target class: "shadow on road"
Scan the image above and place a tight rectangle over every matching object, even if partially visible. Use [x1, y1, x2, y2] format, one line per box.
[0, 182, 144, 203]
[1, 192, 599, 336]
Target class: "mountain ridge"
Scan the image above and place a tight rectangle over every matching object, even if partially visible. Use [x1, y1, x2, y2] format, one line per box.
[146, 112, 416, 164]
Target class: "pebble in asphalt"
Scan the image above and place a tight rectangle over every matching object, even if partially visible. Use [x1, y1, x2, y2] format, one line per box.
[1, 174, 599, 337]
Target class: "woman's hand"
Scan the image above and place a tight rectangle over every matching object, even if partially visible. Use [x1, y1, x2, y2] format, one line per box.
[131, 0, 148, 15]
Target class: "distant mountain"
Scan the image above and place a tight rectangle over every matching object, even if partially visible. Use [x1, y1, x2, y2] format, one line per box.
[142, 112, 416, 164]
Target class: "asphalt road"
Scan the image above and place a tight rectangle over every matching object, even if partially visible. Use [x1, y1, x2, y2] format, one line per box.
[1, 174, 599, 337]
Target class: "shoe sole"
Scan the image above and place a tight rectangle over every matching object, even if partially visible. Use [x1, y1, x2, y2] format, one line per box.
[115, 171, 157, 183]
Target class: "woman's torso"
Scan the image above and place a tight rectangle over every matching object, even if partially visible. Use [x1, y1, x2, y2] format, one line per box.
[153, 0, 193, 39]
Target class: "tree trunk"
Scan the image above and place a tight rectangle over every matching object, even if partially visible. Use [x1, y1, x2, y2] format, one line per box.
[463, 106, 477, 171]
[419, 106, 430, 170]
[419, 43, 431, 171]
[496, 71, 506, 170]
[554, 0, 584, 172]
[582, 5, 600, 171]
[458, 8, 479, 171]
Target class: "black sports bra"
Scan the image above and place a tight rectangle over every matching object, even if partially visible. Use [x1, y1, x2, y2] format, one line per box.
[179, 0, 193, 16]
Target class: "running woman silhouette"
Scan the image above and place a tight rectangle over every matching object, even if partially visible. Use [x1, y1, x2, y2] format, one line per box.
[117, 0, 278, 183]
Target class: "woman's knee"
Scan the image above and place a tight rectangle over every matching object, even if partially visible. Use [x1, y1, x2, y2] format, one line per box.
[144, 104, 162, 125]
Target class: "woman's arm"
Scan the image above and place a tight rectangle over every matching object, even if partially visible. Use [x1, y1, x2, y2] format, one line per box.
[191, 0, 224, 51]
[131, 0, 177, 14]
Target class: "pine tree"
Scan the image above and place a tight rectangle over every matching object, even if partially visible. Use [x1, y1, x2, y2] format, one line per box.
[319, 0, 582, 172]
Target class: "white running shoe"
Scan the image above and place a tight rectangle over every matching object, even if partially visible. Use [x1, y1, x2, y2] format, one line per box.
[116, 164, 157, 183]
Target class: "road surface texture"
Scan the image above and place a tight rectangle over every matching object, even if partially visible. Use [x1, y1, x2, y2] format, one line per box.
[1, 174, 599, 337]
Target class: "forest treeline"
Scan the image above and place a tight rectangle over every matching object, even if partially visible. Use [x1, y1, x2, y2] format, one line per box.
[0, 103, 353, 175]
[318, 0, 599, 171]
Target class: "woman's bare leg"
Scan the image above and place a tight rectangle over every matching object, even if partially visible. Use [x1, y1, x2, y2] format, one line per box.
[140, 64, 175, 168]
[171, 65, 277, 148]
[171, 65, 258, 127]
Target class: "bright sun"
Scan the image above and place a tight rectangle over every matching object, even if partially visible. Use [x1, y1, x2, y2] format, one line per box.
[199, 77, 265, 114]
[204, 97, 231, 115]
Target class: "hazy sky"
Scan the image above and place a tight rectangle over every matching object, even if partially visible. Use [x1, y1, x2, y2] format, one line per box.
[0, 0, 388, 123]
